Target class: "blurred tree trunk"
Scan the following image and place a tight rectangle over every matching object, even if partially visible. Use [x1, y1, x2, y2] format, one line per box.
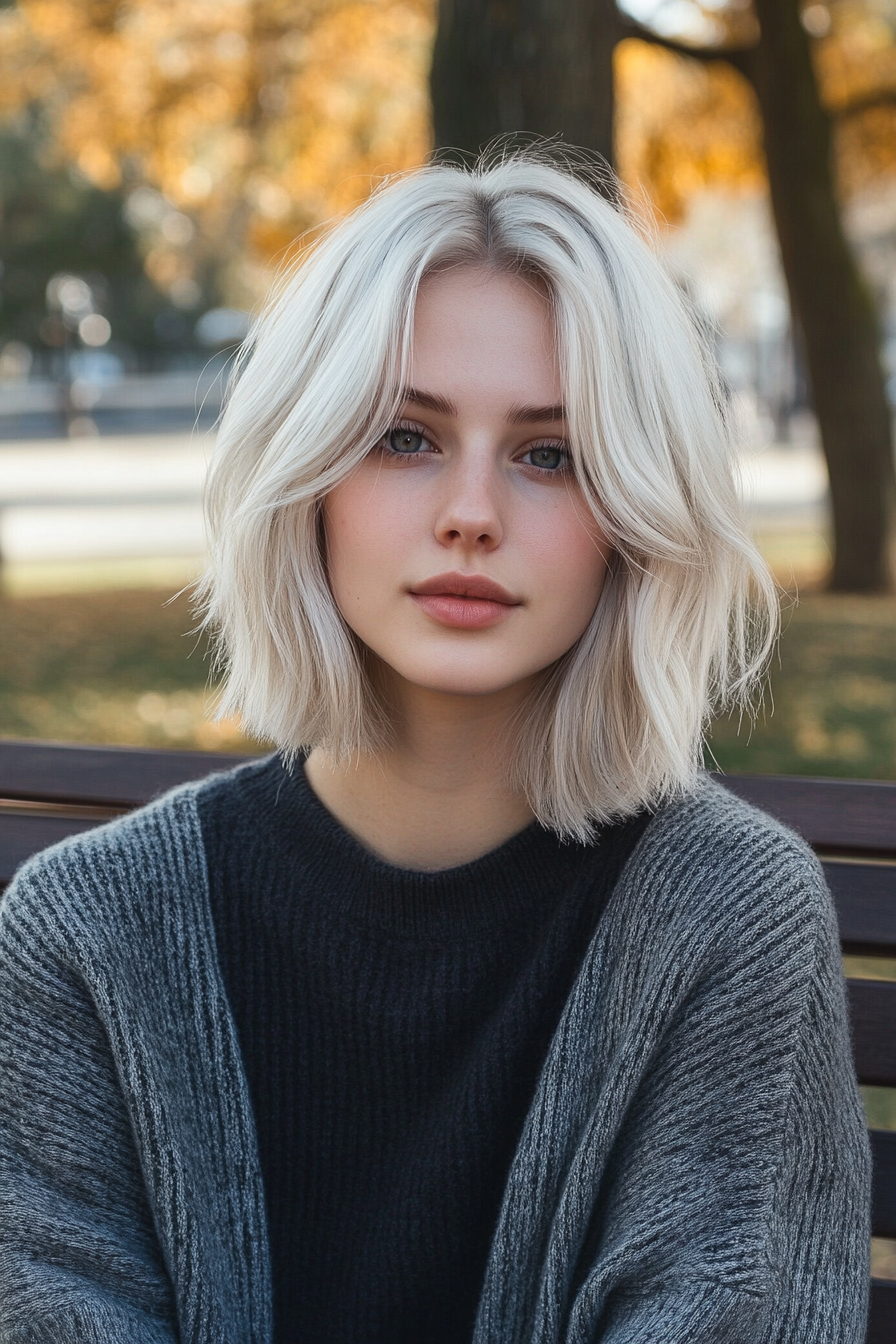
[750, 0, 895, 591]
[430, 0, 618, 169]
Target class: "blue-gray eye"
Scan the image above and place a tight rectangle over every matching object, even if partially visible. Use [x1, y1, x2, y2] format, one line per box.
[388, 427, 426, 454]
[526, 445, 565, 471]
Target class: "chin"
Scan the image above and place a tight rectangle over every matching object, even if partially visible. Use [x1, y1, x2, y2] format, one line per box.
[423, 679, 525, 698]
[391, 658, 542, 700]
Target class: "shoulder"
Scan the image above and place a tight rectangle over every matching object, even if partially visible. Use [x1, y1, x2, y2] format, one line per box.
[193, 750, 287, 830]
[644, 771, 821, 867]
[617, 772, 831, 958]
[5, 781, 198, 900]
[0, 756, 272, 954]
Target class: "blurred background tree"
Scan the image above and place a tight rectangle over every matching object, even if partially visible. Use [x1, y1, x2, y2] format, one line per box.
[14, 0, 888, 581]
[0, 0, 431, 354]
[431, 0, 617, 172]
[0, 115, 179, 351]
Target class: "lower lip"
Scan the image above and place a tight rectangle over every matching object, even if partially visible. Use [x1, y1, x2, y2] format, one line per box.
[410, 593, 517, 630]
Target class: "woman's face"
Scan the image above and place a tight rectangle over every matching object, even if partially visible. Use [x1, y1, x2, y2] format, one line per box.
[323, 266, 611, 701]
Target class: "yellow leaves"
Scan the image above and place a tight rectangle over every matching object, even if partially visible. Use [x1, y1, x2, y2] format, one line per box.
[75, 143, 121, 189]
[143, 247, 185, 288]
[836, 102, 896, 196]
[3, 0, 152, 172]
[809, 1, 896, 195]
[5, 0, 893, 287]
[281, 0, 433, 222]
[833, 1, 895, 56]
[810, 4, 896, 200]
[616, 2, 896, 227]
[615, 37, 765, 224]
[817, 1, 896, 107]
[0, 0, 434, 299]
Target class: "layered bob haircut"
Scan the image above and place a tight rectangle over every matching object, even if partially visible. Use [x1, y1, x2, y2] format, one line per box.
[201, 150, 778, 840]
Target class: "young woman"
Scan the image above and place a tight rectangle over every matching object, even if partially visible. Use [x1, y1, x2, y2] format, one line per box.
[0, 153, 870, 1343]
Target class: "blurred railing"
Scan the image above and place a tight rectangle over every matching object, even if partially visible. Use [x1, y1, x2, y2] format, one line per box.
[0, 368, 226, 440]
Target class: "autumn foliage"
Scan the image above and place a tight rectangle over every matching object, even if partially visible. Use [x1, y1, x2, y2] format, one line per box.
[617, 2, 896, 223]
[615, 39, 766, 223]
[0, 0, 433, 305]
[0, 0, 894, 296]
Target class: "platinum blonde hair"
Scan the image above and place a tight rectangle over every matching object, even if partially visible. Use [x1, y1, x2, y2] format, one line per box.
[200, 150, 778, 840]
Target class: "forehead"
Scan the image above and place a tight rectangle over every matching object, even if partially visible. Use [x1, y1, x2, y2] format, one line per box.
[410, 266, 560, 405]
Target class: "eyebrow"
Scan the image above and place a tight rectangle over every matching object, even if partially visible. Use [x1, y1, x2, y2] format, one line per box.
[401, 387, 456, 416]
[507, 402, 567, 425]
[401, 387, 567, 425]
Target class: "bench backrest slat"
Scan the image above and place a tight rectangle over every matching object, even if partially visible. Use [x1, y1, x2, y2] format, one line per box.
[0, 810, 112, 884]
[870, 1281, 896, 1344]
[848, 982, 896, 1087]
[0, 739, 250, 810]
[871, 1129, 896, 1240]
[719, 774, 896, 853]
[824, 861, 896, 957]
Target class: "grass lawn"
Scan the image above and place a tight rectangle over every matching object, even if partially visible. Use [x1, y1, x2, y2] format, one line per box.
[706, 593, 896, 781]
[3, 579, 896, 1157]
[2, 583, 895, 781]
[0, 585, 263, 754]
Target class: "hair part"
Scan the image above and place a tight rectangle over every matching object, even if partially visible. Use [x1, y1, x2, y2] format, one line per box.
[198, 148, 778, 840]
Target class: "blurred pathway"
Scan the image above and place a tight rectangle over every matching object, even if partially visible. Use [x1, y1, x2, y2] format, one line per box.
[0, 433, 210, 563]
[736, 444, 829, 525]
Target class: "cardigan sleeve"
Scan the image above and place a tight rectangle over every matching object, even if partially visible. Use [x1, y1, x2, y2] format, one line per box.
[0, 867, 179, 1343]
[761, 902, 872, 1341]
[589, 967, 871, 1341]
[572, 845, 871, 1344]
[473, 792, 874, 1344]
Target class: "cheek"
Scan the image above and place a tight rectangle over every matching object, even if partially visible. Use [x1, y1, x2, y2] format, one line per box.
[523, 497, 611, 625]
[323, 474, 405, 613]
[324, 490, 367, 613]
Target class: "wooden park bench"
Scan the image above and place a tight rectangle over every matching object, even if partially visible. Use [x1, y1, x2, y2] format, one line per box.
[1, 736, 894, 1340]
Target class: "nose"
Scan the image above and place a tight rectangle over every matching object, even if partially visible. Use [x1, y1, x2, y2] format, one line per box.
[433, 455, 504, 552]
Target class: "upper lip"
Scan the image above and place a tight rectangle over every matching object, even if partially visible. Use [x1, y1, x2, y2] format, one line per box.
[409, 572, 520, 604]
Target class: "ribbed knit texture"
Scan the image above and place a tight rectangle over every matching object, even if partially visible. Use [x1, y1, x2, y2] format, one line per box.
[197, 756, 648, 1344]
[0, 772, 871, 1343]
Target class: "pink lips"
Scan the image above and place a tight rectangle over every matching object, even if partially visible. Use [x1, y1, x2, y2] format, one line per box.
[408, 572, 521, 630]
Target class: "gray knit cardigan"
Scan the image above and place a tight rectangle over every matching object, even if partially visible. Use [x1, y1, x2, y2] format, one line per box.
[0, 772, 870, 1343]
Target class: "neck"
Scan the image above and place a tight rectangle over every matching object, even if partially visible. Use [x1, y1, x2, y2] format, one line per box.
[304, 678, 536, 870]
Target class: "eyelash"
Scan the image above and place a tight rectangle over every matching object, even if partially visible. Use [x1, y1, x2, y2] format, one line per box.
[380, 421, 433, 462]
[379, 422, 571, 475]
[523, 441, 570, 475]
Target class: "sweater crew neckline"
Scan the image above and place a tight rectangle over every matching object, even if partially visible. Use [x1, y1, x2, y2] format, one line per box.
[248, 754, 599, 943]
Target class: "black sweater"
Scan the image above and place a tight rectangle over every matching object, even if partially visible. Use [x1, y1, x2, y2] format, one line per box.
[197, 755, 647, 1344]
